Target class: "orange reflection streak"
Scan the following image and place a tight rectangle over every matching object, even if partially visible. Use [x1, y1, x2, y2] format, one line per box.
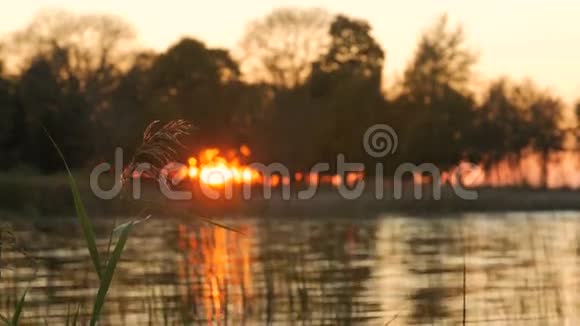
[177, 224, 254, 324]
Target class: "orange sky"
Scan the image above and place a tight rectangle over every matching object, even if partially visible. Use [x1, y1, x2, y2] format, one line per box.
[1, 0, 579, 103]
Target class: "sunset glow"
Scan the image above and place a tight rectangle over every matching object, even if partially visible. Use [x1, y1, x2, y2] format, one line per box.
[182, 146, 369, 188]
[186, 146, 260, 187]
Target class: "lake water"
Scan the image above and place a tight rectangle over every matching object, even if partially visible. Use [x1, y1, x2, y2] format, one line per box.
[1, 211, 579, 325]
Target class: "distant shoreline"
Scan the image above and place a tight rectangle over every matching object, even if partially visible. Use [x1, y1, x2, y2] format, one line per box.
[0, 173, 578, 218]
[247, 187, 580, 217]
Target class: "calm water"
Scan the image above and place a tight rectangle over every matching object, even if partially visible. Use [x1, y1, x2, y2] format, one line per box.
[1, 211, 579, 325]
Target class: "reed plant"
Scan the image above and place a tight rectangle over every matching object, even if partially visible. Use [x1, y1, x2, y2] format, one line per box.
[1, 120, 194, 325]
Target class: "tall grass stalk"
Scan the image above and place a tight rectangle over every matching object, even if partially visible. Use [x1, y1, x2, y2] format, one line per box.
[43, 128, 102, 278]
[44, 127, 138, 326]
[0, 288, 27, 326]
[7, 121, 218, 324]
[89, 222, 133, 326]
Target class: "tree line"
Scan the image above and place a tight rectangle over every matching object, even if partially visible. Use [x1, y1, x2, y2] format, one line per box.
[0, 8, 578, 183]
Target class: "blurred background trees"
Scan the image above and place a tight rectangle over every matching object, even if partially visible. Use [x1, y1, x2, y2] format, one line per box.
[238, 7, 331, 89]
[307, 14, 386, 167]
[0, 8, 576, 178]
[471, 79, 566, 186]
[394, 15, 477, 168]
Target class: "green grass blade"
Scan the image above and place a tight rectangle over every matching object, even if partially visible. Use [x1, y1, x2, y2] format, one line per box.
[43, 127, 102, 278]
[11, 287, 28, 326]
[105, 218, 118, 264]
[89, 222, 133, 326]
[112, 216, 149, 235]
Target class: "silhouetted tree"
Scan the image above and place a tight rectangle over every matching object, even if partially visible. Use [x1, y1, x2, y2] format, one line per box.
[473, 79, 566, 186]
[471, 79, 527, 166]
[239, 8, 331, 88]
[145, 38, 261, 150]
[522, 84, 565, 187]
[402, 15, 476, 103]
[101, 52, 158, 158]
[396, 15, 477, 168]
[8, 9, 135, 80]
[0, 66, 24, 168]
[6, 9, 138, 164]
[312, 15, 384, 91]
[305, 14, 386, 167]
[18, 51, 93, 172]
[8, 9, 136, 111]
